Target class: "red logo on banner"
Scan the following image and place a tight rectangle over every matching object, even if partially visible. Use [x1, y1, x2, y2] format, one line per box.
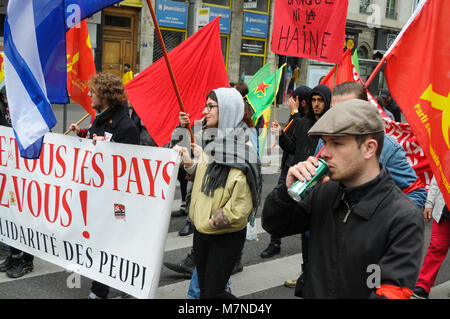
[114, 203, 126, 219]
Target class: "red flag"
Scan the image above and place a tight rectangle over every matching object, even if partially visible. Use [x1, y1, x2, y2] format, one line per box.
[126, 18, 229, 146]
[270, 0, 348, 64]
[322, 46, 431, 189]
[66, 20, 96, 117]
[384, 0, 450, 206]
[320, 49, 353, 89]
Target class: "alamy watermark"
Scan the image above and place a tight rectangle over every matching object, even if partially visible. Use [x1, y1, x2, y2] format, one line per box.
[366, 264, 381, 289]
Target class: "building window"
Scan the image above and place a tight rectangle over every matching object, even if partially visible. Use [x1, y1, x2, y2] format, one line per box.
[239, 38, 266, 81]
[385, 0, 397, 20]
[203, 0, 231, 7]
[239, 55, 264, 82]
[244, 0, 270, 14]
[412, 0, 421, 11]
[359, 0, 371, 14]
[220, 36, 229, 68]
[104, 15, 132, 29]
[357, 46, 369, 60]
[152, 28, 186, 63]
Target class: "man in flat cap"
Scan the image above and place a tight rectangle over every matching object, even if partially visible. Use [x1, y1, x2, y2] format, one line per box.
[262, 99, 424, 299]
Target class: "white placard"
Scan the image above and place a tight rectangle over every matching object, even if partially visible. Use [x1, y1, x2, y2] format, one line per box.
[0, 127, 180, 299]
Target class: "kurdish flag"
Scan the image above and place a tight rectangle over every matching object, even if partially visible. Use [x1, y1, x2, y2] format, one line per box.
[246, 63, 285, 159]
[247, 63, 286, 124]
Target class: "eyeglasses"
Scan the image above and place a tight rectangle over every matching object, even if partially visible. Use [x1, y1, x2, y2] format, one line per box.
[204, 104, 218, 112]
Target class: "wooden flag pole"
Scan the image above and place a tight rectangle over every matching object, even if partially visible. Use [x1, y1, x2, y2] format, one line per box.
[64, 112, 90, 135]
[270, 55, 278, 150]
[145, 0, 194, 144]
[273, 54, 277, 122]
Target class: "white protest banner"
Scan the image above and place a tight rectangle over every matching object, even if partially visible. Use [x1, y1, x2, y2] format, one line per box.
[0, 126, 179, 299]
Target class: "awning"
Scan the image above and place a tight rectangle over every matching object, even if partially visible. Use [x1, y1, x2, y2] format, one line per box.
[120, 0, 142, 7]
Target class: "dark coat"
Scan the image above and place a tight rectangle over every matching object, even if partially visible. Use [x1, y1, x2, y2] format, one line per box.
[280, 83, 330, 168]
[277, 116, 318, 185]
[386, 99, 402, 122]
[88, 106, 140, 145]
[262, 167, 424, 298]
[279, 116, 318, 167]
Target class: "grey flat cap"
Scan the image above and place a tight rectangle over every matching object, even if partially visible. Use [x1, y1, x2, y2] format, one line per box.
[308, 99, 384, 137]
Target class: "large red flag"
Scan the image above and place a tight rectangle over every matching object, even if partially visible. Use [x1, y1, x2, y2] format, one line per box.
[270, 0, 348, 64]
[126, 18, 229, 146]
[321, 46, 431, 190]
[66, 20, 96, 117]
[384, 0, 450, 206]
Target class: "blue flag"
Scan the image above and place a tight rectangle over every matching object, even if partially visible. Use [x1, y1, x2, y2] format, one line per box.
[4, 0, 121, 159]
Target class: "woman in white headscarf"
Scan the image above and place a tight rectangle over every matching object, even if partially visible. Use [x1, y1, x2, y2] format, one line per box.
[174, 87, 261, 299]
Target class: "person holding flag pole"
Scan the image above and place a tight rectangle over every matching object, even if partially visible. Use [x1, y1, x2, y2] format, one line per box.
[142, 0, 194, 146]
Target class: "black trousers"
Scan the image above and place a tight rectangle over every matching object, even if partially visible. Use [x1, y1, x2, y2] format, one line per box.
[91, 281, 110, 299]
[177, 166, 188, 202]
[193, 228, 246, 299]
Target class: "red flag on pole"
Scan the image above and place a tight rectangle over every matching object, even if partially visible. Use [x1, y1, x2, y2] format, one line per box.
[320, 49, 353, 89]
[66, 20, 96, 117]
[384, 0, 450, 206]
[321, 45, 431, 189]
[270, 0, 348, 63]
[125, 18, 229, 146]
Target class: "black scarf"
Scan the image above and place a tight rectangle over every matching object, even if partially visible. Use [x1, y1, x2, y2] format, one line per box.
[201, 123, 262, 211]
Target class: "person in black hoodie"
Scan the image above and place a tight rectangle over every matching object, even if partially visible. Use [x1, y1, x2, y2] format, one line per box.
[260, 85, 331, 269]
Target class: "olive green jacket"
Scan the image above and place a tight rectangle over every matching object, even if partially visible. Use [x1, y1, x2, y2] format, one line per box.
[188, 151, 253, 235]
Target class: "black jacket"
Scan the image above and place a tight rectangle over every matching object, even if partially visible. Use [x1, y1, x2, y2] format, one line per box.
[279, 112, 301, 167]
[279, 116, 319, 167]
[88, 106, 140, 145]
[262, 166, 424, 298]
[278, 84, 330, 173]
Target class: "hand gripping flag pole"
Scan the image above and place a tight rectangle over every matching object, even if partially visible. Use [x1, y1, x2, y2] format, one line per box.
[145, 0, 195, 145]
[64, 113, 90, 135]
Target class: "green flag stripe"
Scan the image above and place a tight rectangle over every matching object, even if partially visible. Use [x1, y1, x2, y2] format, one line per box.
[247, 63, 286, 124]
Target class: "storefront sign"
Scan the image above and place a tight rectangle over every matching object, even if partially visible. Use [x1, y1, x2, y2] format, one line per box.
[243, 12, 269, 38]
[197, 8, 210, 29]
[203, 5, 231, 34]
[244, 0, 257, 9]
[241, 38, 265, 55]
[156, 0, 188, 29]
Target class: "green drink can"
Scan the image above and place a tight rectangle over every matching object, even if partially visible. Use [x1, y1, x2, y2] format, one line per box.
[287, 158, 329, 202]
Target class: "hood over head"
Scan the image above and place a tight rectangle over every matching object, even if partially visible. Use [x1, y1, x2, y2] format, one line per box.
[310, 84, 332, 112]
[213, 87, 245, 135]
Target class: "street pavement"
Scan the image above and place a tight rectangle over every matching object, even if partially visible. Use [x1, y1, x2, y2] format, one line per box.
[0, 103, 449, 299]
